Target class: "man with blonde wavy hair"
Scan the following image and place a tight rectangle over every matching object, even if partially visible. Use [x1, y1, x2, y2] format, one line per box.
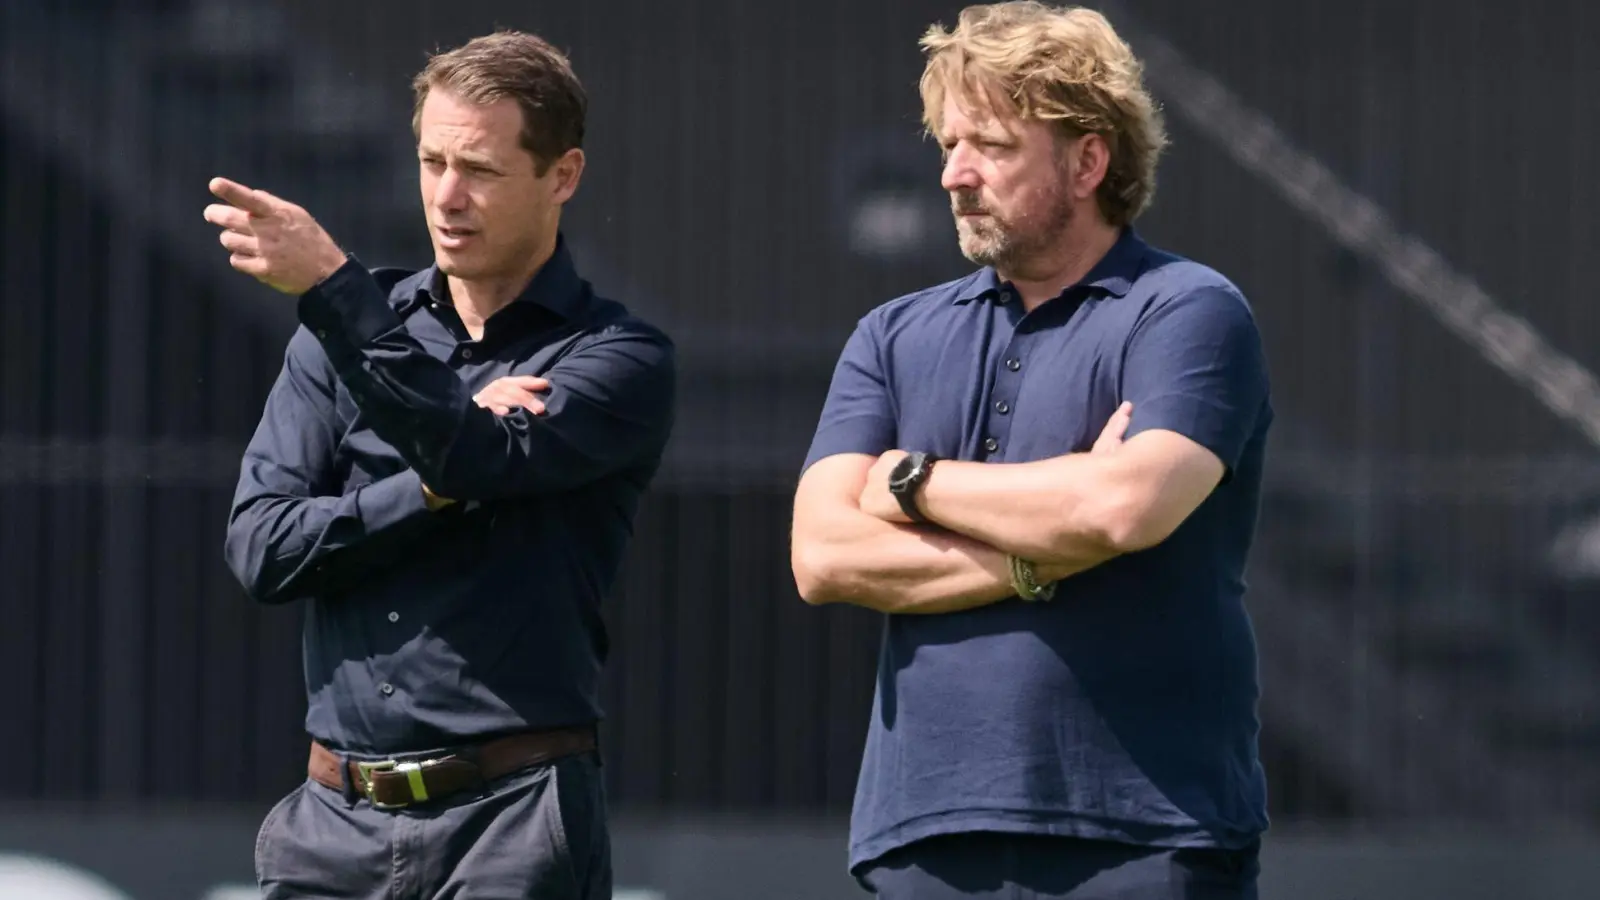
[792, 3, 1271, 897]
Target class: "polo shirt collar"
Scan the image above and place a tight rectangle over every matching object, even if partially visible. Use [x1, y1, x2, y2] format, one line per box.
[955, 226, 1149, 305]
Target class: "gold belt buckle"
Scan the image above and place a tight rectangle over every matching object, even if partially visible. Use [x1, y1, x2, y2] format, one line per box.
[355, 758, 441, 809]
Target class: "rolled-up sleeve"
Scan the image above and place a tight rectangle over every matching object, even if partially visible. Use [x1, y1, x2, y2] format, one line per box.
[1121, 285, 1270, 477]
[296, 257, 678, 500]
[801, 314, 898, 472]
[224, 327, 437, 604]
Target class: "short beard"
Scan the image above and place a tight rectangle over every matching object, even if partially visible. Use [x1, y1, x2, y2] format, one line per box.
[952, 187, 1075, 274]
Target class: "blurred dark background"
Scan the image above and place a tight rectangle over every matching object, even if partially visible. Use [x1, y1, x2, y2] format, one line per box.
[3, 1, 1599, 897]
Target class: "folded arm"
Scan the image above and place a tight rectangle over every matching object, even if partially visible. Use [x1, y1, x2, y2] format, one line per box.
[916, 430, 1226, 565]
[791, 314, 1080, 613]
[224, 327, 442, 604]
[899, 285, 1269, 566]
[792, 454, 1047, 614]
[296, 258, 677, 502]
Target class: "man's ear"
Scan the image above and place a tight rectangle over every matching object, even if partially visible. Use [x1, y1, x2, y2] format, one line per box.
[547, 148, 585, 205]
[1065, 133, 1110, 204]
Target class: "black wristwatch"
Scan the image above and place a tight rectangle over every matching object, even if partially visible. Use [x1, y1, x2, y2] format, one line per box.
[887, 451, 941, 524]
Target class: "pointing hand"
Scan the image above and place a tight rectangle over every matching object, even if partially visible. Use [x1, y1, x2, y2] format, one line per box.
[203, 177, 349, 295]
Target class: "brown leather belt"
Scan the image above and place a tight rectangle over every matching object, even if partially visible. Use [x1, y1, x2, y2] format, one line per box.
[308, 724, 596, 810]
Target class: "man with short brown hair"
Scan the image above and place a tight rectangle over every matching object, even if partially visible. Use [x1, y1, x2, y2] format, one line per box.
[213, 30, 675, 900]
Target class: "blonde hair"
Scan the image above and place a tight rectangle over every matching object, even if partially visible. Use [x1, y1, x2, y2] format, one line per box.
[919, 2, 1168, 226]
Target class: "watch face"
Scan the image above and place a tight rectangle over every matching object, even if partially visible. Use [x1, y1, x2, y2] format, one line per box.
[887, 454, 918, 492]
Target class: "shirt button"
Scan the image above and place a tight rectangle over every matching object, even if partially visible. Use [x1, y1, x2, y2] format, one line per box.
[1005, 358, 1021, 371]
[379, 683, 395, 696]
[461, 348, 474, 360]
[995, 401, 1010, 415]
[984, 437, 999, 453]
[387, 611, 399, 623]
[315, 330, 328, 340]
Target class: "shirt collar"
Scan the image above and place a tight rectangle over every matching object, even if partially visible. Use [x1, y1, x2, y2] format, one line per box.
[954, 226, 1149, 305]
[412, 233, 586, 319]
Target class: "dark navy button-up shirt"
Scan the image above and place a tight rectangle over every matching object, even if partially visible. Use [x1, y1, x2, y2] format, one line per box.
[803, 228, 1273, 872]
[224, 238, 676, 755]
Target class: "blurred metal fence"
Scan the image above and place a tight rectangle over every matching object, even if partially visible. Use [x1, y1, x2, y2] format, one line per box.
[2, 0, 1599, 832]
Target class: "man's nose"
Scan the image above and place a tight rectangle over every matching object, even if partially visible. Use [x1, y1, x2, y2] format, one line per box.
[940, 145, 981, 192]
[434, 168, 469, 212]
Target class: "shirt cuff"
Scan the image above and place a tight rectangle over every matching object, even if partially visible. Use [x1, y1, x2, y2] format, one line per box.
[356, 469, 436, 531]
[296, 256, 405, 354]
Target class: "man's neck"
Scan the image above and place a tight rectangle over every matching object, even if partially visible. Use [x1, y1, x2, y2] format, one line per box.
[1001, 218, 1122, 312]
[447, 235, 556, 339]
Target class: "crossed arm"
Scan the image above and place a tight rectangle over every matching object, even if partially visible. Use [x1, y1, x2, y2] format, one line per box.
[790, 453, 1031, 614]
[791, 418, 1224, 614]
[790, 286, 1267, 615]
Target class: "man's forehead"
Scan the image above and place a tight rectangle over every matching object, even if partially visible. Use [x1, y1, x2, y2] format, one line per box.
[940, 93, 1020, 139]
[418, 128, 491, 150]
[417, 125, 518, 165]
[420, 93, 522, 140]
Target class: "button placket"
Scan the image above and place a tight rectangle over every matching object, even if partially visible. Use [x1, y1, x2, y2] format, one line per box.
[986, 339, 1027, 459]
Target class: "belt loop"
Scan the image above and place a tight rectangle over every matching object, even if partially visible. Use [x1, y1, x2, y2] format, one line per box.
[338, 752, 359, 808]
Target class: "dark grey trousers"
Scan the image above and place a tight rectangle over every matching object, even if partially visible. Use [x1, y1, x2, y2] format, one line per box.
[254, 752, 609, 900]
[858, 832, 1260, 900]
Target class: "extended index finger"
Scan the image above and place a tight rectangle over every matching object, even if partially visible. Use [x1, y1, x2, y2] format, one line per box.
[203, 203, 253, 232]
[209, 177, 276, 217]
[1105, 401, 1133, 432]
[1093, 401, 1133, 451]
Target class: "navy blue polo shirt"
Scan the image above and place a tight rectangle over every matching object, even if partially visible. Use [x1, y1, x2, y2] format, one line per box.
[224, 236, 676, 754]
[802, 228, 1273, 873]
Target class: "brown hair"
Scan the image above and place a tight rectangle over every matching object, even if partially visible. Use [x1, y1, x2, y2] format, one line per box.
[919, 2, 1168, 225]
[412, 30, 587, 174]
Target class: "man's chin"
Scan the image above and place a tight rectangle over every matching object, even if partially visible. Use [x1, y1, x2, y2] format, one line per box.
[956, 222, 1004, 261]
[958, 237, 1005, 268]
[432, 249, 479, 279]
